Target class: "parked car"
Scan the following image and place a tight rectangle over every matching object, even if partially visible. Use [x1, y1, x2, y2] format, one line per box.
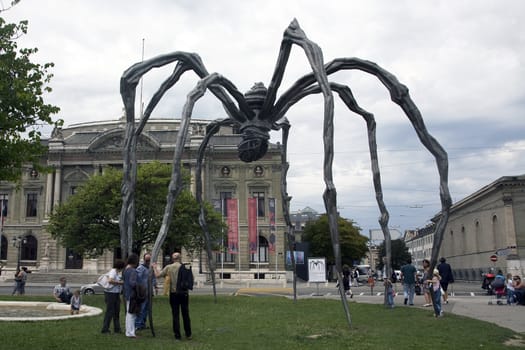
[80, 282, 105, 295]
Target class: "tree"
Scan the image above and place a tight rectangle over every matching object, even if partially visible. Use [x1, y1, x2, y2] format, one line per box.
[0, 17, 61, 182]
[48, 162, 224, 257]
[302, 214, 368, 266]
[377, 239, 411, 271]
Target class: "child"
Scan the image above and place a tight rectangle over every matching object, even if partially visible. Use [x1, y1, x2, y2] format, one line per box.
[384, 278, 395, 308]
[427, 269, 442, 317]
[506, 273, 515, 305]
[70, 289, 81, 315]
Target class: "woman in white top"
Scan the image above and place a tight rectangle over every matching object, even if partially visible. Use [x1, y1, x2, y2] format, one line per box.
[101, 259, 126, 334]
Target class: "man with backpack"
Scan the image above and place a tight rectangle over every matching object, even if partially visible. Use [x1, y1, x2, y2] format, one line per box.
[154, 252, 193, 341]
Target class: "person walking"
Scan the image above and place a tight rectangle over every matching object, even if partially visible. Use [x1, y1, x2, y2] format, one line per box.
[400, 258, 417, 306]
[123, 253, 139, 338]
[154, 252, 192, 341]
[437, 257, 454, 304]
[135, 253, 157, 331]
[18, 267, 28, 295]
[342, 264, 353, 298]
[101, 259, 125, 334]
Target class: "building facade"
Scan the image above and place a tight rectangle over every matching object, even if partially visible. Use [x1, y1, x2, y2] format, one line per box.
[0, 117, 288, 279]
[406, 175, 525, 280]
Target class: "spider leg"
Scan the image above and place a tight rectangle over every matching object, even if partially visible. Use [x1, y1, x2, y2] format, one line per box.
[195, 118, 233, 303]
[277, 82, 397, 301]
[264, 19, 349, 326]
[271, 119, 299, 302]
[119, 52, 250, 258]
[276, 57, 452, 271]
[150, 72, 250, 275]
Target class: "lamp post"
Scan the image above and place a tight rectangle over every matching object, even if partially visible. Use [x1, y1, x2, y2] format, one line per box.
[11, 236, 26, 271]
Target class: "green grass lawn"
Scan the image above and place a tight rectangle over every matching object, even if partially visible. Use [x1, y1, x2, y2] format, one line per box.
[0, 294, 521, 349]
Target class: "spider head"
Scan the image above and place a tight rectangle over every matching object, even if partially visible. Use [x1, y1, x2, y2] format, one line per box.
[237, 83, 271, 162]
[238, 127, 269, 162]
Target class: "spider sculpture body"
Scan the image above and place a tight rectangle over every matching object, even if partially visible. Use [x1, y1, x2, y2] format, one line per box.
[119, 19, 452, 329]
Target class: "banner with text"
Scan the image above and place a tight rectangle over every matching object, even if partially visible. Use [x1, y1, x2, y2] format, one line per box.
[268, 197, 276, 252]
[226, 198, 239, 254]
[248, 197, 257, 254]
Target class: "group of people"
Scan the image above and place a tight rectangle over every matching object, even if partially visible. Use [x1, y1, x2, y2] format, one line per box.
[492, 270, 525, 305]
[390, 257, 454, 318]
[96, 251, 192, 341]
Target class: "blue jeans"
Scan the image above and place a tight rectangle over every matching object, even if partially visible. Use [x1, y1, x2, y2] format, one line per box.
[403, 283, 415, 305]
[135, 298, 149, 329]
[432, 288, 442, 316]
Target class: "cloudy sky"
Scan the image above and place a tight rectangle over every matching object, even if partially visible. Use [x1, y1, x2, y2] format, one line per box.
[4, 0, 525, 236]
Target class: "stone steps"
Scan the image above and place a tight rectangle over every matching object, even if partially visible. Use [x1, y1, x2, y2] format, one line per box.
[23, 272, 99, 285]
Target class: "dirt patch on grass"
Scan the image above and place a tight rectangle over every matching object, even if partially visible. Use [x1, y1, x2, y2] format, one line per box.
[503, 335, 525, 347]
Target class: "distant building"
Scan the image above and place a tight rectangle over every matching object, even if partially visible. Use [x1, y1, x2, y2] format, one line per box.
[0, 117, 287, 279]
[290, 207, 321, 240]
[404, 223, 435, 269]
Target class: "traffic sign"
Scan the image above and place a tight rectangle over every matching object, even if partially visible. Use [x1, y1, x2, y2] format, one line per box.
[489, 254, 498, 262]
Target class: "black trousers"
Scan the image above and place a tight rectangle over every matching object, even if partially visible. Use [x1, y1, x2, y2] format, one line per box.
[169, 292, 191, 339]
[102, 292, 121, 332]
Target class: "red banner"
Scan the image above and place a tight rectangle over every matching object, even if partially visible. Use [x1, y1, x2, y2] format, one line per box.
[268, 198, 276, 252]
[248, 198, 257, 254]
[226, 198, 239, 254]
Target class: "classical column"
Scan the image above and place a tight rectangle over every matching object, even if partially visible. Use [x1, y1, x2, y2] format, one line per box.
[53, 167, 62, 206]
[44, 172, 54, 217]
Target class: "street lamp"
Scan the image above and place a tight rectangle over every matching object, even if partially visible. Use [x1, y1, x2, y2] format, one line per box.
[11, 235, 26, 271]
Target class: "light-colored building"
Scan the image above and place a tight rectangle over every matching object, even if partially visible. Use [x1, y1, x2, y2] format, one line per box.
[440, 175, 524, 280]
[404, 224, 435, 270]
[406, 175, 525, 280]
[0, 117, 288, 280]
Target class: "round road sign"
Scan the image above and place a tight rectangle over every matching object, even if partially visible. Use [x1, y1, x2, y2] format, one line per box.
[490, 254, 498, 262]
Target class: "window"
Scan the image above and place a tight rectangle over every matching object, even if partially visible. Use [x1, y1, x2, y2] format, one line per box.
[220, 192, 232, 217]
[252, 192, 265, 217]
[21, 235, 37, 261]
[70, 186, 78, 195]
[251, 235, 269, 263]
[26, 193, 38, 217]
[0, 235, 6, 260]
[1, 194, 8, 218]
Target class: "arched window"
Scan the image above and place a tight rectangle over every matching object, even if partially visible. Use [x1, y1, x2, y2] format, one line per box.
[21, 234, 38, 261]
[258, 235, 269, 263]
[0, 235, 7, 260]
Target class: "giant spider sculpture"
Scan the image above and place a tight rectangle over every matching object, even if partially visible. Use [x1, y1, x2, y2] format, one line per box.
[119, 19, 452, 329]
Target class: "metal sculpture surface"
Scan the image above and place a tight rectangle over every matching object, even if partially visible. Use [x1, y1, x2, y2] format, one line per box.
[119, 19, 452, 329]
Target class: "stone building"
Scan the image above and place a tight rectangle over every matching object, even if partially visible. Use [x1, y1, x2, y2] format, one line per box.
[440, 175, 524, 280]
[406, 175, 525, 280]
[0, 117, 288, 279]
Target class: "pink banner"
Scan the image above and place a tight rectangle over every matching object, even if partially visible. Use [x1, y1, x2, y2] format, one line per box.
[248, 198, 257, 254]
[226, 198, 239, 254]
[268, 198, 276, 252]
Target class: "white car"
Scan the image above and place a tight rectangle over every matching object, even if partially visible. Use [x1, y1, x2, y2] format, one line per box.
[80, 282, 105, 295]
